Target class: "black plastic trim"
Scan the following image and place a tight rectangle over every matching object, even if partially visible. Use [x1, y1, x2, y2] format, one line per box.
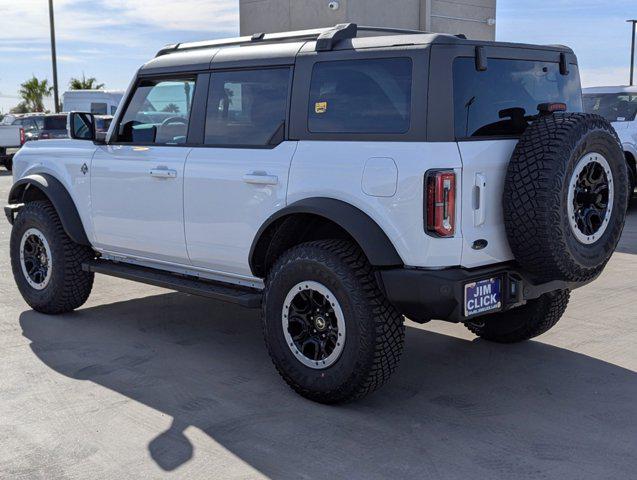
[249, 197, 403, 276]
[380, 262, 593, 323]
[84, 259, 262, 308]
[8, 174, 90, 246]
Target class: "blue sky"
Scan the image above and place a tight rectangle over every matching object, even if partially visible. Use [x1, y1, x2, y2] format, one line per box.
[0, 0, 635, 113]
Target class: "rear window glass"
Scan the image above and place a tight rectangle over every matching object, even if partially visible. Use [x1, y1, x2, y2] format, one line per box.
[583, 93, 637, 122]
[43, 115, 67, 130]
[453, 58, 582, 138]
[308, 58, 412, 134]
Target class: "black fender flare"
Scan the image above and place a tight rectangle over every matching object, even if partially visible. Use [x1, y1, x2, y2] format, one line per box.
[249, 197, 403, 276]
[8, 173, 90, 246]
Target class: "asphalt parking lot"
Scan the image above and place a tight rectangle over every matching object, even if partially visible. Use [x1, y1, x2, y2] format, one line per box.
[0, 168, 635, 480]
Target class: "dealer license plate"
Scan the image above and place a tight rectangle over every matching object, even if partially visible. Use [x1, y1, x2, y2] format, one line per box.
[464, 277, 502, 317]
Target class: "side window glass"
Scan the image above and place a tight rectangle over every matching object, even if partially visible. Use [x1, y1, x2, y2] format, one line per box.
[117, 78, 195, 145]
[308, 58, 412, 134]
[204, 68, 290, 146]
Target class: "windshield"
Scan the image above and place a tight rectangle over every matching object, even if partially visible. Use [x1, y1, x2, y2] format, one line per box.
[453, 58, 582, 138]
[583, 93, 637, 122]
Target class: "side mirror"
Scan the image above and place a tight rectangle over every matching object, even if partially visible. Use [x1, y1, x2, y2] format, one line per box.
[69, 112, 96, 141]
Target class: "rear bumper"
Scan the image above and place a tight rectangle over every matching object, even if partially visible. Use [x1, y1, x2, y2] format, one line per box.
[379, 263, 593, 323]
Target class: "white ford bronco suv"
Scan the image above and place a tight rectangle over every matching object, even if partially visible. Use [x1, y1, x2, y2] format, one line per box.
[5, 24, 630, 403]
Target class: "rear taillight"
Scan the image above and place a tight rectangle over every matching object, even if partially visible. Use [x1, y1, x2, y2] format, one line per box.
[425, 170, 456, 237]
[19, 128, 25, 145]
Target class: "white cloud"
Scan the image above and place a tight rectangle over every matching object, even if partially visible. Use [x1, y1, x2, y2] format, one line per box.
[0, 0, 239, 45]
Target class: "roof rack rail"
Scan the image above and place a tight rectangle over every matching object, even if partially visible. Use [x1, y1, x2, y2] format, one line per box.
[155, 23, 433, 57]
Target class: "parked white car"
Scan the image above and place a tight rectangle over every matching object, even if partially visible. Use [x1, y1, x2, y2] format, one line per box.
[4, 25, 631, 402]
[583, 86, 637, 194]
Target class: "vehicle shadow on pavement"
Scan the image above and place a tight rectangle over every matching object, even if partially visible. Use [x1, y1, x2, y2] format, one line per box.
[0, 170, 12, 177]
[19, 294, 637, 479]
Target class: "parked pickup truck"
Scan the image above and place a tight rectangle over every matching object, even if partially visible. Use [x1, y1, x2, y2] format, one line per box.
[0, 124, 24, 171]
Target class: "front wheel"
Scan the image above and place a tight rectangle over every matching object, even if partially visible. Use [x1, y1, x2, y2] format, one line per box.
[10, 201, 94, 314]
[262, 240, 405, 403]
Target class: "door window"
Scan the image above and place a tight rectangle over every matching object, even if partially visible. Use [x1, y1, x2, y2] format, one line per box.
[116, 78, 195, 144]
[307, 58, 412, 134]
[204, 68, 290, 147]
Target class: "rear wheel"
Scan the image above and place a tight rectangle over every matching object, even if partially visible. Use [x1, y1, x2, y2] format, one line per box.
[465, 290, 570, 343]
[262, 240, 405, 403]
[10, 201, 94, 314]
[4, 156, 12, 171]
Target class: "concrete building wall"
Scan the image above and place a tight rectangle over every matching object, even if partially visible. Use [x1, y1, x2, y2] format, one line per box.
[240, 0, 496, 40]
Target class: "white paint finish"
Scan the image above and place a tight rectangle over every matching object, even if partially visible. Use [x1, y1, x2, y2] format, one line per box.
[457, 139, 515, 267]
[12, 139, 97, 242]
[90, 144, 191, 264]
[362, 157, 397, 197]
[184, 142, 297, 275]
[288, 141, 464, 268]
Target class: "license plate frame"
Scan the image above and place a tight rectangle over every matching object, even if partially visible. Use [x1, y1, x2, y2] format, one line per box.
[464, 277, 502, 318]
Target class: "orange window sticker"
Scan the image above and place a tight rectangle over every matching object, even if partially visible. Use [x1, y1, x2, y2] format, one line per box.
[315, 101, 327, 114]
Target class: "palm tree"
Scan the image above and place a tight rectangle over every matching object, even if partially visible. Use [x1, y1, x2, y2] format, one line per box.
[19, 76, 52, 112]
[69, 74, 105, 90]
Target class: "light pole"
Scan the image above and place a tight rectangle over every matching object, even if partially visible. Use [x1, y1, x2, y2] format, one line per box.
[628, 20, 637, 86]
[48, 0, 60, 112]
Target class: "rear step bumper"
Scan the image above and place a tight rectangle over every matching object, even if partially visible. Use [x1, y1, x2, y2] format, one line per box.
[83, 260, 262, 308]
[379, 263, 595, 323]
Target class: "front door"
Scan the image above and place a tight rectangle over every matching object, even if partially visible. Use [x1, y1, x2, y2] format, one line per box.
[91, 77, 196, 265]
[184, 67, 294, 277]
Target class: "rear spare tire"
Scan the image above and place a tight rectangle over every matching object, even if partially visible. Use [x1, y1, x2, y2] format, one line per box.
[504, 113, 629, 282]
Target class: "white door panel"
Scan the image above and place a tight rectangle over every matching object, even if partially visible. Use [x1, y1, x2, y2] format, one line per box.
[287, 141, 464, 268]
[184, 142, 297, 275]
[458, 140, 516, 267]
[91, 144, 190, 263]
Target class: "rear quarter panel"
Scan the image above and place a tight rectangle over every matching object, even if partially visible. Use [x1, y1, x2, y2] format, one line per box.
[287, 140, 464, 268]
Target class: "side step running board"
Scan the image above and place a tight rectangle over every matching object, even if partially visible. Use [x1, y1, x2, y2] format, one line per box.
[83, 260, 262, 308]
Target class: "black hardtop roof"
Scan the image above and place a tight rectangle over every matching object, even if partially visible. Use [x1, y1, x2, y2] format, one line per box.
[140, 23, 575, 74]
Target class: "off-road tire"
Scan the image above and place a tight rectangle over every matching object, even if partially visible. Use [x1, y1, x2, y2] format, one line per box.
[10, 201, 94, 314]
[504, 113, 629, 282]
[465, 290, 570, 343]
[262, 240, 405, 403]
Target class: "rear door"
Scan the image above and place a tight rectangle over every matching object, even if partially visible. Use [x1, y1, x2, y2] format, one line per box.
[452, 55, 582, 267]
[184, 67, 295, 278]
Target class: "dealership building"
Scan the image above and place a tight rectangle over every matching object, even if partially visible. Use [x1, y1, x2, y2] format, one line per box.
[240, 0, 496, 40]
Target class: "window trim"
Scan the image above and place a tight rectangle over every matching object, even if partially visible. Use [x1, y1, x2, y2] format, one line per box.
[110, 73, 199, 147]
[202, 65, 294, 150]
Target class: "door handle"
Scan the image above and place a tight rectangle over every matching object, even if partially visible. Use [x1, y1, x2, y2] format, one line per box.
[473, 173, 487, 227]
[149, 168, 177, 179]
[242, 172, 278, 185]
